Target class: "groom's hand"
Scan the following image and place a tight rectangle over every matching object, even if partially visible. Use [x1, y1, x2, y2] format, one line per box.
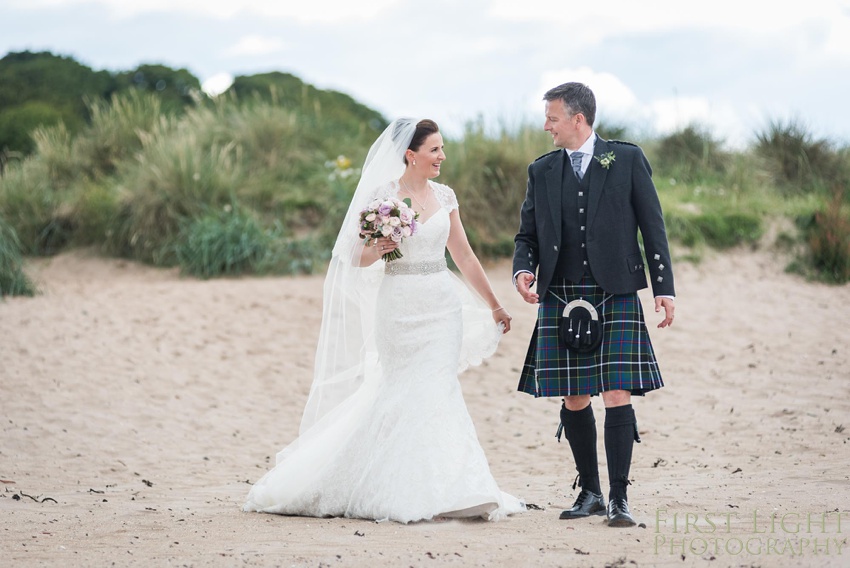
[655, 297, 675, 328]
[516, 273, 539, 304]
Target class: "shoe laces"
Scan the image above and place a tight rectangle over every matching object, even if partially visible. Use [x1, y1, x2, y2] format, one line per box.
[610, 497, 629, 511]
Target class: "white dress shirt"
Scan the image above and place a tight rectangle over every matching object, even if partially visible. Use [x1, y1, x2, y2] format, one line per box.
[566, 132, 597, 178]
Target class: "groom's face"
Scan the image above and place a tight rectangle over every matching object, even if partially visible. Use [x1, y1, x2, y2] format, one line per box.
[544, 99, 581, 150]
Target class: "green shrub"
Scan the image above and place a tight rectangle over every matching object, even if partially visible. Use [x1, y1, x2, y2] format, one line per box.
[71, 181, 120, 247]
[0, 50, 116, 151]
[173, 206, 278, 278]
[654, 125, 728, 183]
[113, 64, 202, 115]
[227, 72, 387, 138]
[665, 210, 763, 249]
[797, 190, 850, 283]
[173, 206, 322, 278]
[205, 101, 340, 222]
[0, 93, 165, 257]
[107, 136, 243, 264]
[0, 158, 73, 255]
[0, 150, 119, 255]
[0, 101, 75, 155]
[0, 215, 36, 297]
[30, 123, 79, 189]
[701, 211, 764, 248]
[754, 119, 840, 192]
[74, 90, 165, 177]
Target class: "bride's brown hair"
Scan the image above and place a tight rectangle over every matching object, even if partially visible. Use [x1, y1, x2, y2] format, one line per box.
[403, 119, 439, 165]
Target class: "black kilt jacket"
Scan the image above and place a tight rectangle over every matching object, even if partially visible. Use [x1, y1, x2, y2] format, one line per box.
[512, 138, 675, 299]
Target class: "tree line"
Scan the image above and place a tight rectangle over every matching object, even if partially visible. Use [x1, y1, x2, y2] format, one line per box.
[0, 50, 386, 161]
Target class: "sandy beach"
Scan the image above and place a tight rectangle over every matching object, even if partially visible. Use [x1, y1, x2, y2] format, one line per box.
[1, 247, 848, 567]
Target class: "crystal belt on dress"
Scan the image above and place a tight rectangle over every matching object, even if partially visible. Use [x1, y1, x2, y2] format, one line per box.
[384, 258, 448, 276]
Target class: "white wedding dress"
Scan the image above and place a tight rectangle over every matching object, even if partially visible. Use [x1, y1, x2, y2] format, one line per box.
[243, 181, 525, 523]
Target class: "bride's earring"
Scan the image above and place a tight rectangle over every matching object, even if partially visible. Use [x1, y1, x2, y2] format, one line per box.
[412, 159, 416, 166]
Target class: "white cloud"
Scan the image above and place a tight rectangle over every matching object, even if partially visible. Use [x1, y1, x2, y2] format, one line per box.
[534, 67, 752, 146]
[490, 0, 850, 67]
[537, 67, 639, 117]
[820, 14, 850, 60]
[201, 72, 234, 96]
[466, 37, 506, 55]
[488, 0, 841, 37]
[224, 35, 286, 57]
[14, 0, 403, 22]
[649, 97, 712, 134]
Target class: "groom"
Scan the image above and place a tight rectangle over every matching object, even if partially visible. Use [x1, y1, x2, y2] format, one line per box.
[513, 82, 675, 527]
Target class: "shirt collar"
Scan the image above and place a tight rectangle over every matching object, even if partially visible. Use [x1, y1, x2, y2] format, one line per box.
[566, 132, 597, 157]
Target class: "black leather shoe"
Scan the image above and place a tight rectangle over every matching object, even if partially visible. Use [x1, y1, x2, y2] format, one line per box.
[606, 498, 637, 527]
[559, 489, 606, 519]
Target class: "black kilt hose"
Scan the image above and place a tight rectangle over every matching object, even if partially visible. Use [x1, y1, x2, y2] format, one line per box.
[518, 276, 664, 398]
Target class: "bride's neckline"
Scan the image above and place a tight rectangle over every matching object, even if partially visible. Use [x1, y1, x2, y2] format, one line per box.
[396, 180, 442, 225]
[418, 206, 447, 227]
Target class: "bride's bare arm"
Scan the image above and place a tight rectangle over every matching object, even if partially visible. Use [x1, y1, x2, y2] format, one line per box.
[445, 209, 512, 332]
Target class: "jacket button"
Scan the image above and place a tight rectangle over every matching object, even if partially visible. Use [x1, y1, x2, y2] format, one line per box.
[554, 246, 558, 251]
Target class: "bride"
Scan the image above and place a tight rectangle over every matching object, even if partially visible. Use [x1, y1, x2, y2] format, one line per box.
[242, 118, 525, 523]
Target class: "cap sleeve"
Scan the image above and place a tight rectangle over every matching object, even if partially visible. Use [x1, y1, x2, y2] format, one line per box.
[432, 182, 458, 212]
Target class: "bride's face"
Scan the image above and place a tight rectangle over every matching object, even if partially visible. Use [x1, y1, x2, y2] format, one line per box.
[411, 132, 446, 179]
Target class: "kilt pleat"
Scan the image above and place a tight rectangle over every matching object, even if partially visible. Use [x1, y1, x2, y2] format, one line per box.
[517, 276, 663, 397]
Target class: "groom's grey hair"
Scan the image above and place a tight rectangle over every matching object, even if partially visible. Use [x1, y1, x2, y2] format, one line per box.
[544, 82, 596, 127]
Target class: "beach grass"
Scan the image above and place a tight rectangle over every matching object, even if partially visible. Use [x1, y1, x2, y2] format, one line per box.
[1, 92, 848, 292]
[0, 214, 37, 297]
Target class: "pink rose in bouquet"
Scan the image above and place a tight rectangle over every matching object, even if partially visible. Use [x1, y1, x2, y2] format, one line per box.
[358, 197, 419, 261]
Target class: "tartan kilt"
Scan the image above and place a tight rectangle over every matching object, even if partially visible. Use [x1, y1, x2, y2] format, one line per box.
[517, 276, 664, 397]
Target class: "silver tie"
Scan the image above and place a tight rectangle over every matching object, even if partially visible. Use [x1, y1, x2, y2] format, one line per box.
[570, 151, 584, 180]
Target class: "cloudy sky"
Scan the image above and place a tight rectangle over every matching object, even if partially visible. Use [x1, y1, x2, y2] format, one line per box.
[2, 0, 849, 147]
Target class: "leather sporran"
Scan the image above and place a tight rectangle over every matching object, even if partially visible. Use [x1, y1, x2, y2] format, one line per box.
[558, 299, 603, 353]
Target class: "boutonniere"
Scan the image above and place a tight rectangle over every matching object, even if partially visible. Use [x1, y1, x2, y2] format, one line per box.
[594, 151, 616, 169]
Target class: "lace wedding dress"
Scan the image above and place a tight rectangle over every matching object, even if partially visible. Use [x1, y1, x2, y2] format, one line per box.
[243, 181, 525, 523]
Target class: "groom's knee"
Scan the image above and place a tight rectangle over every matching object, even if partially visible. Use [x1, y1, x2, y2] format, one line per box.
[563, 395, 591, 412]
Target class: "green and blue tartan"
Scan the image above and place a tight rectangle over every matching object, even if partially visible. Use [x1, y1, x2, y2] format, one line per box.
[518, 276, 664, 397]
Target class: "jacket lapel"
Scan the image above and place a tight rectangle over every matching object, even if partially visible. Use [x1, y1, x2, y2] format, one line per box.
[587, 137, 610, 228]
[546, 151, 565, 244]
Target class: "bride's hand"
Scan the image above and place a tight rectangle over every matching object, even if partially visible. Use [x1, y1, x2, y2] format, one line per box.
[360, 236, 400, 266]
[371, 237, 399, 258]
[492, 307, 512, 333]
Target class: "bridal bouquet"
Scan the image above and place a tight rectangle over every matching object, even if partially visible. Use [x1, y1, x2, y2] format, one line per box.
[358, 197, 419, 261]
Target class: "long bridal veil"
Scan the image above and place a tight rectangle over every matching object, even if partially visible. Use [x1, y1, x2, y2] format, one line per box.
[297, 118, 420, 439]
